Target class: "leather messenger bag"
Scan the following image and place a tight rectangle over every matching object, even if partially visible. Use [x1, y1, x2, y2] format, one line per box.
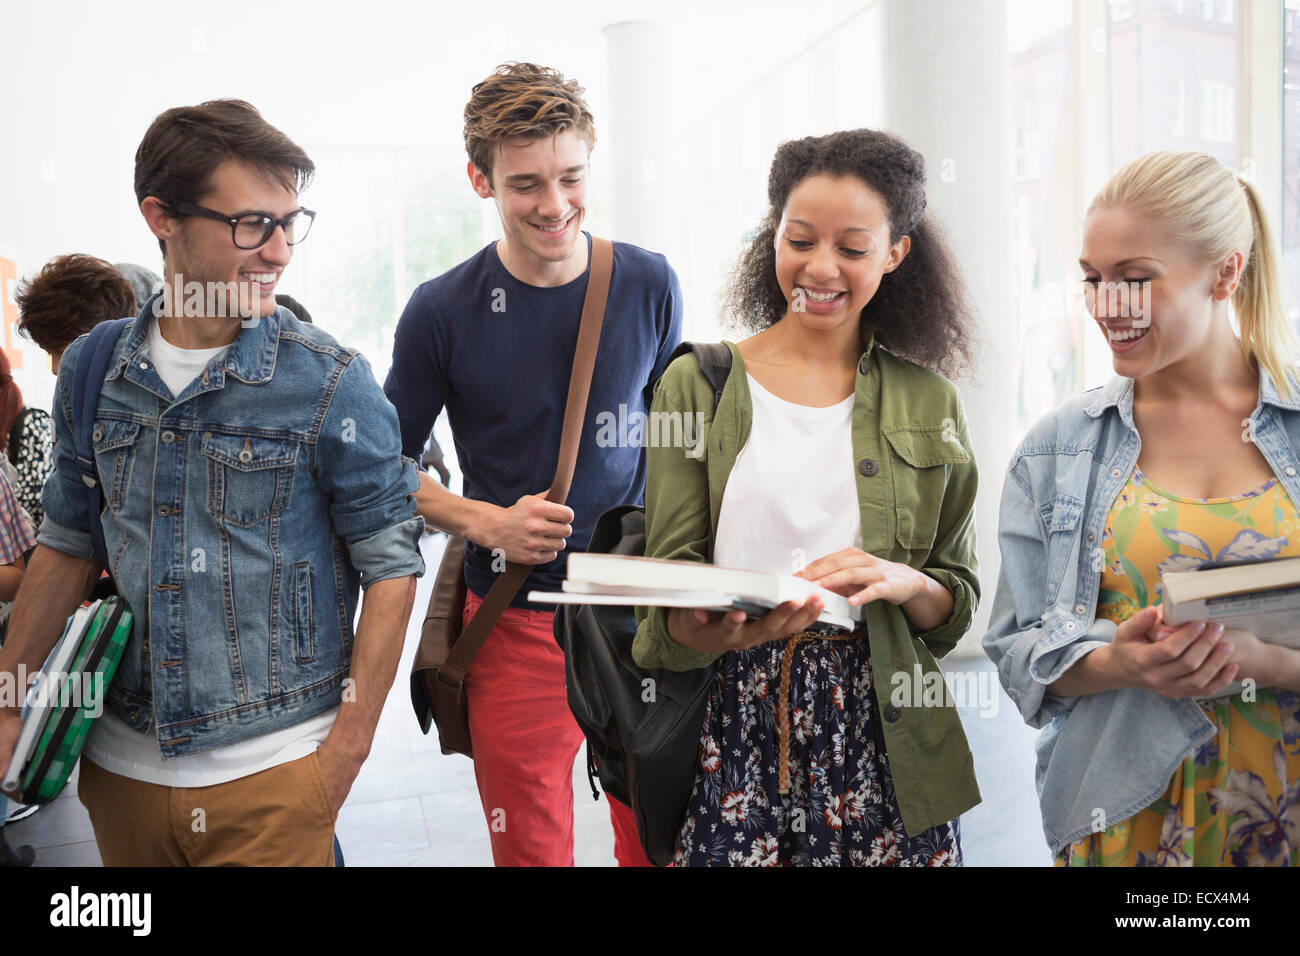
[410, 237, 613, 757]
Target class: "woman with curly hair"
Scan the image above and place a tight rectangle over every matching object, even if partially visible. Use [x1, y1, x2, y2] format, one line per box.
[984, 151, 1300, 866]
[633, 128, 982, 866]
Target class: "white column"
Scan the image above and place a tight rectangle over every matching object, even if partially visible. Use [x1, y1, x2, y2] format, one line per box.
[1238, 0, 1283, 228]
[882, 0, 1014, 655]
[602, 20, 671, 254]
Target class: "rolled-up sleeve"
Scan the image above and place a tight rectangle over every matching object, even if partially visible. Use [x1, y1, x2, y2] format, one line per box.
[316, 352, 426, 588]
[983, 462, 1114, 728]
[37, 337, 96, 562]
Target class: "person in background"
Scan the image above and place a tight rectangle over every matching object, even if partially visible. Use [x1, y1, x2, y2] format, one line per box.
[633, 129, 982, 866]
[11, 254, 140, 532]
[0, 349, 48, 535]
[0, 468, 38, 866]
[984, 150, 1300, 866]
[113, 262, 161, 316]
[8, 254, 141, 545]
[15, 254, 139, 377]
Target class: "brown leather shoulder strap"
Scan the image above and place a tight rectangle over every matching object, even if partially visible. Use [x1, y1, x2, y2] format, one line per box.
[438, 237, 614, 683]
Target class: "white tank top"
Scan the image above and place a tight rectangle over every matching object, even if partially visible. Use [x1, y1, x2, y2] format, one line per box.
[713, 373, 862, 576]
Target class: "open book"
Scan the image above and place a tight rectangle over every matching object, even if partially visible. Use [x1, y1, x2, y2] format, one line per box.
[1161, 556, 1300, 649]
[528, 553, 861, 631]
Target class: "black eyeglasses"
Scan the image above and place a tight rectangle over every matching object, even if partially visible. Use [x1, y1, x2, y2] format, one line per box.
[167, 200, 316, 250]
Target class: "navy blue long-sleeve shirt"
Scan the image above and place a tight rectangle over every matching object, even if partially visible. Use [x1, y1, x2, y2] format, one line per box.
[383, 232, 683, 607]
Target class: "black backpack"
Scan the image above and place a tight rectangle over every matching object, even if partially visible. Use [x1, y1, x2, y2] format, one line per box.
[552, 342, 731, 866]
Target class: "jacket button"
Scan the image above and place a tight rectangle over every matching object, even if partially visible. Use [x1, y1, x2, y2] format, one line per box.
[883, 704, 902, 722]
[161, 430, 175, 443]
[859, 459, 878, 477]
[1111, 467, 1122, 478]
[92, 425, 103, 442]
[1075, 604, 1087, 614]
[1087, 532, 1095, 542]
[158, 505, 169, 516]
[1287, 466, 1297, 477]
[858, 356, 870, 375]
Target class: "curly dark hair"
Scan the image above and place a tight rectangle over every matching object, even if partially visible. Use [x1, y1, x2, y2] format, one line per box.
[725, 129, 977, 379]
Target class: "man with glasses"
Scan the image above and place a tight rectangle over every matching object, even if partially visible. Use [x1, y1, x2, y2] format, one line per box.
[0, 99, 424, 865]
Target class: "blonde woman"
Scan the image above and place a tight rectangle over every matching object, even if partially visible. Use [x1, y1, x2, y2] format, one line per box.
[985, 151, 1300, 865]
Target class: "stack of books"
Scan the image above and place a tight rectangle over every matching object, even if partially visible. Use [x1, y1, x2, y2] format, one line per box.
[2, 597, 132, 804]
[1162, 557, 1300, 649]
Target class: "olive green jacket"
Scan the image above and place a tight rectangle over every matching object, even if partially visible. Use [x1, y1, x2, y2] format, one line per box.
[631, 335, 982, 835]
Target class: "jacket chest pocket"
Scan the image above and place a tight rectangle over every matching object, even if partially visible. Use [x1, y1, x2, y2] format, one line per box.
[882, 426, 970, 552]
[92, 419, 142, 513]
[202, 432, 298, 527]
[1038, 494, 1083, 607]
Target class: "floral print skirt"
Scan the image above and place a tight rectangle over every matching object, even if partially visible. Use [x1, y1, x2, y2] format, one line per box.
[1057, 688, 1300, 866]
[674, 633, 960, 866]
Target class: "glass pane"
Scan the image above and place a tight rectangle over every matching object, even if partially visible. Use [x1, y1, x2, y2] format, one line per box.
[1109, 0, 1237, 169]
[1009, 0, 1074, 433]
[1283, 0, 1300, 331]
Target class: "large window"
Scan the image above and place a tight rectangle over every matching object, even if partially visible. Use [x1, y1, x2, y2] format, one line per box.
[1284, 0, 1300, 327]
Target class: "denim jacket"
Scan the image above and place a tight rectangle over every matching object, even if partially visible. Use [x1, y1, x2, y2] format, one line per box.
[983, 369, 1300, 854]
[633, 335, 982, 835]
[38, 304, 425, 757]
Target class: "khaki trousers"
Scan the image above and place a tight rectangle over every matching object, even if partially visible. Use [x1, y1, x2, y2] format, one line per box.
[77, 752, 336, 866]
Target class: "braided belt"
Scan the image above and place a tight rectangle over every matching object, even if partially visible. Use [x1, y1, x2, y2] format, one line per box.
[775, 627, 861, 795]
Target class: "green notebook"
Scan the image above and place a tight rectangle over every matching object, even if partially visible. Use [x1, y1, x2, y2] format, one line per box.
[18, 597, 132, 804]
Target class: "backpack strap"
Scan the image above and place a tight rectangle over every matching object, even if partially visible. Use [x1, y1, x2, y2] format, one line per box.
[668, 341, 733, 411]
[71, 317, 133, 574]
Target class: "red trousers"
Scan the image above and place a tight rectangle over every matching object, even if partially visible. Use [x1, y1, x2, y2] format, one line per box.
[462, 589, 653, 867]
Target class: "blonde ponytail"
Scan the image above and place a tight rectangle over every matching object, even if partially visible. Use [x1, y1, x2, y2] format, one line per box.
[1235, 178, 1299, 399]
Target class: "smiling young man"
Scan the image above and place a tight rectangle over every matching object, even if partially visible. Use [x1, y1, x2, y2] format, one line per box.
[384, 63, 682, 867]
[0, 100, 424, 865]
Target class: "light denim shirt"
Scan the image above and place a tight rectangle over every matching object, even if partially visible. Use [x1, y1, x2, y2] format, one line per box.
[983, 368, 1300, 854]
[38, 303, 425, 757]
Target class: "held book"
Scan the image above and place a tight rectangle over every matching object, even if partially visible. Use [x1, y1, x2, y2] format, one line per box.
[1161, 556, 1300, 649]
[2, 597, 133, 803]
[528, 553, 861, 631]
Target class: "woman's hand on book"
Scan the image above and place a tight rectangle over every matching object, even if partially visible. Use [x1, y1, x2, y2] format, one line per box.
[1100, 605, 1240, 697]
[795, 548, 928, 607]
[666, 597, 825, 655]
[794, 548, 955, 630]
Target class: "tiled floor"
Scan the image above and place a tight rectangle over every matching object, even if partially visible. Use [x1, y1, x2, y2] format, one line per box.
[5, 532, 1051, 866]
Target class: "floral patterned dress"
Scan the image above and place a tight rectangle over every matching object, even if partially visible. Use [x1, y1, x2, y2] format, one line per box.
[1058, 465, 1300, 866]
[674, 632, 961, 867]
[7, 406, 52, 533]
